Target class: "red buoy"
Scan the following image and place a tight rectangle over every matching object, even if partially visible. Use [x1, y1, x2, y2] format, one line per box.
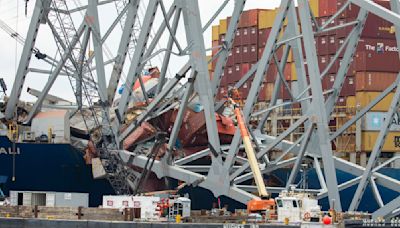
[323, 215, 332, 225]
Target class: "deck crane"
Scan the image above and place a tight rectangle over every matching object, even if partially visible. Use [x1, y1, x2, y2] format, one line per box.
[0, 19, 47, 60]
[46, 0, 138, 194]
[227, 88, 275, 216]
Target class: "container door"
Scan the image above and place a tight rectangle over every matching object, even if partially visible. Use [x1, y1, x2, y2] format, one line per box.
[10, 191, 17, 206]
[46, 193, 55, 207]
[22, 192, 31, 206]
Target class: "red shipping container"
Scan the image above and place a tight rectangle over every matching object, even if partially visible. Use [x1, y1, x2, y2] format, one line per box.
[233, 46, 242, 64]
[242, 45, 250, 62]
[340, 75, 355, 96]
[318, 55, 329, 73]
[317, 36, 329, 55]
[280, 82, 292, 100]
[337, 16, 395, 40]
[224, 66, 236, 83]
[258, 82, 267, 102]
[355, 71, 397, 92]
[238, 9, 259, 28]
[322, 74, 336, 91]
[266, 63, 278, 82]
[341, 0, 390, 19]
[336, 96, 347, 106]
[248, 44, 258, 62]
[241, 63, 250, 77]
[212, 40, 219, 56]
[233, 28, 242, 47]
[226, 50, 234, 66]
[319, 0, 330, 17]
[328, 35, 337, 55]
[354, 52, 400, 73]
[258, 28, 271, 48]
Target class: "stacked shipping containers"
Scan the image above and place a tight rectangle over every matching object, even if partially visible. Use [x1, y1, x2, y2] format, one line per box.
[210, 0, 400, 157]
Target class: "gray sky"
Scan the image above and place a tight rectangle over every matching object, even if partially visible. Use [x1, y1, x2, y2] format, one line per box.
[0, 0, 281, 102]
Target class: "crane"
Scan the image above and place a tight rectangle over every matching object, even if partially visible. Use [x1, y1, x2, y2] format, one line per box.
[227, 88, 275, 216]
[0, 19, 47, 60]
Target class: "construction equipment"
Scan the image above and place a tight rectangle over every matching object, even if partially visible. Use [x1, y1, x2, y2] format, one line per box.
[227, 88, 275, 215]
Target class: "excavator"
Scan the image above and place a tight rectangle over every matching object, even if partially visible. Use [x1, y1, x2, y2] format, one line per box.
[227, 88, 275, 217]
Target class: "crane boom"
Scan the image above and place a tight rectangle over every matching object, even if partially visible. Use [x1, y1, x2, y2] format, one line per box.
[234, 106, 269, 198]
[0, 19, 46, 59]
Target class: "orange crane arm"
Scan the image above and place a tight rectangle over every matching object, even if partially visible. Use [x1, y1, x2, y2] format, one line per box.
[230, 98, 269, 198]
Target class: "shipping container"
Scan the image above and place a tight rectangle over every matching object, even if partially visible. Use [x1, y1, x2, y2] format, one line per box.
[317, 36, 329, 55]
[226, 50, 234, 66]
[233, 46, 242, 64]
[258, 82, 268, 101]
[356, 72, 397, 91]
[10, 191, 88, 207]
[363, 112, 400, 131]
[318, 0, 331, 17]
[258, 9, 277, 29]
[361, 131, 400, 152]
[347, 96, 356, 107]
[258, 28, 271, 48]
[211, 40, 219, 57]
[337, 16, 395, 40]
[219, 19, 228, 35]
[337, 96, 347, 106]
[280, 82, 292, 100]
[207, 55, 212, 71]
[309, 0, 319, 17]
[239, 9, 259, 28]
[266, 62, 278, 82]
[323, 74, 354, 96]
[317, 17, 337, 36]
[242, 26, 258, 45]
[233, 28, 242, 46]
[354, 51, 400, 72]
[356, 91, 394, 111]
[340, 75, 355, 96]
[290, 62, 297, 80]
[265, 82, 274, 101]
[103, 195, 160, 219]
[212, 25, 220, 41]
[318, 55, 329, 73]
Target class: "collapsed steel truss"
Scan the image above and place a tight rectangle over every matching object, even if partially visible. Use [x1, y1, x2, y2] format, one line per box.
[6, 0, 400, 218]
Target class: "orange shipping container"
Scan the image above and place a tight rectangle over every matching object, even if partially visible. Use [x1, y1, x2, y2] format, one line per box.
[239, 9, 259, 28]
[346, 96, 356, 107]
[361, 131, 400, 152]
[219, 19, 227, 35]
[355, 72, 397, 92]
[258, 9, 277, 29]
[212, 25, 220, 41]
[309, 0, 319, 17]
[355, 91, 394, 112]
[265, 83, 274, 101]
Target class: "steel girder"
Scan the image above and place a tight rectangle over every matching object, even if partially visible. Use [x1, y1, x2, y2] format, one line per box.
[10, 0, 400, 218]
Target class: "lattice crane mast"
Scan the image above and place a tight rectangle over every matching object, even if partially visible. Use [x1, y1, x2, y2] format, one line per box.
[47, 0, 138, 195]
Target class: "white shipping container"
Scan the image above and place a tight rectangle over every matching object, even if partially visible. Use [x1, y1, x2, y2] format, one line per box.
[102, 195, 160, 220]
[9, 191, 88, 207]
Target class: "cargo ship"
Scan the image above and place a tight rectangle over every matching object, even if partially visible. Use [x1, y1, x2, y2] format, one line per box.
[1, 124, 400, 212]
[1, 0, 400, 216]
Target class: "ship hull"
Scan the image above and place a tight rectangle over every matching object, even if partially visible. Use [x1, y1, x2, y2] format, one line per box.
[0, 135, 399, 212]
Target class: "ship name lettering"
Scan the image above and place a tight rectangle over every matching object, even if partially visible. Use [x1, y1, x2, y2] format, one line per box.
[0, 147, 20, 155]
